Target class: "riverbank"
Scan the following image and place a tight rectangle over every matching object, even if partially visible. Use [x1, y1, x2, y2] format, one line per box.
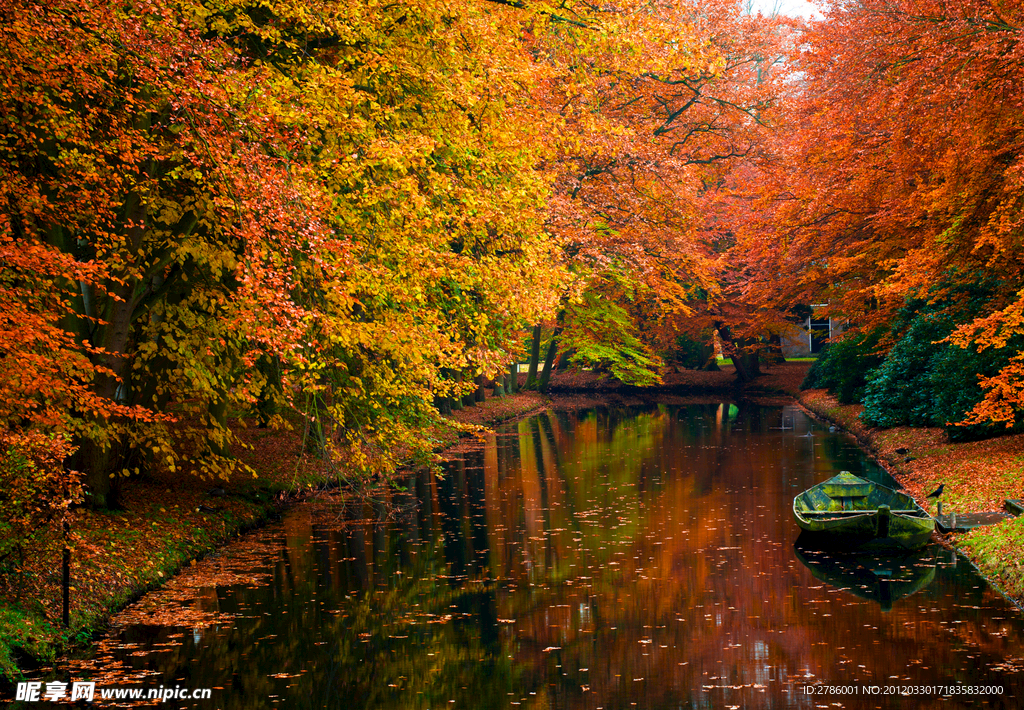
[795, 387, 1024, 607]
[0, 389, 548, 685]
[10, 357, 1024, 685]
[54, 390, 1023, 709]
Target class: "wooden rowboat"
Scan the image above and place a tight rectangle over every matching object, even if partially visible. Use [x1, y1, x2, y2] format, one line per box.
[793, 471, 935, 550]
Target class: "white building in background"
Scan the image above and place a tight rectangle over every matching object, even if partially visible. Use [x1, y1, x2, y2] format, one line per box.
[781, 307, 845, 358]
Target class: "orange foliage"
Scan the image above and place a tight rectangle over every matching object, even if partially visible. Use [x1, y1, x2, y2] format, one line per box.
[731, 0, 1024, 414]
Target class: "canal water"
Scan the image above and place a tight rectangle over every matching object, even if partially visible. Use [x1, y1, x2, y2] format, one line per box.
[63, 404, 1024, 708]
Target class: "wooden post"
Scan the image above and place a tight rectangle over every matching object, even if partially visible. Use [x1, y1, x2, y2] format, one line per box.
[62, 545, 70, 627]
[875, 504, 891, 538]
[937, 501, 943, 517]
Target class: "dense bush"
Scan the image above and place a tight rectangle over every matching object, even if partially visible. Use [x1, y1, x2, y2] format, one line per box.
[800, 328, 883, 404]
[860, 315, 951, 428]
[859, 313, 1024, 440]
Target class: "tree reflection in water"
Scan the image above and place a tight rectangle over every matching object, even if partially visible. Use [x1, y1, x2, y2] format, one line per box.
[64, 405, 1024, 709]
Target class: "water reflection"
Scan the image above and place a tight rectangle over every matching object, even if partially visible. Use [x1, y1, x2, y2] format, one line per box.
[793, 543, 939, 612]
[62, 404, 1024, 708]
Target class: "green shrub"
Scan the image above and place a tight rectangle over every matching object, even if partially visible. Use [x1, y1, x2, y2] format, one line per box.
[861, 315, 951, 428]
[859, 313, 1024, 440]
[800, 328, 883, 404]
[562, 291, 662, 386]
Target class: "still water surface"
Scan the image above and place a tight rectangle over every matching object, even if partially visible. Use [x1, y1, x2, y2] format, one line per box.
[71, 404, 1024, 708]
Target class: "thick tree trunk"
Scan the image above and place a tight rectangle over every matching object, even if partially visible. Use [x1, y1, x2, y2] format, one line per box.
[737, 349, 761, 379]
[80, 149, 152, 508]
[208, 394, 231, 458]
[475, 373, 486, 403]
[716, 322, 757, 383]
[766, 333, 786, 364]
[61, 543, 70, 627]
[435, 395, 452, 415]
[508, 362, 519, 393]
[451, 371, 464, 411]
[256, 355, 282, 427]
[538, 330, 560, 393]
[557, 347, 574, 371]
[460, 370, 475, 407]
[79, 273, 136, 508]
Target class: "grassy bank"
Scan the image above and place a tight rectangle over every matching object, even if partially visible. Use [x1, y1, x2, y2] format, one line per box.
[0, 389, 548, 686]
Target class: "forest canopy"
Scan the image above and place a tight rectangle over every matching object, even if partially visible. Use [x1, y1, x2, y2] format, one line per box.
[3, 0, 1024, 513]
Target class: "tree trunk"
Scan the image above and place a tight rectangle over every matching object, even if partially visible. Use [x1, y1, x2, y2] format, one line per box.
[525, 324, 542, 389]
[538, 330, 560, 393]
[737, 349, 761, 379]
[208, 394, 231, 458]
[557, 347, 575, 371]
[450, 371, 463, 411]
[80, 151, 152, 508]
[716, 322, 756, 383]
[256, 355, 282, 427]
[508, 362, 518, 393]
[460, 371, 475, 407]
[61, 543, 70, 627]
[475, 373, 486, 403]
[79, 276, 135, 508]
[435, 395, 452, 416]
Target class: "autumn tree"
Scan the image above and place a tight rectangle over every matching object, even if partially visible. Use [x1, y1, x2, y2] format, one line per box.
[0, 0, 362, 507]
[732, 0, 1024, 418]
[194, 0, 567, 475]
[525, 0, 795, 383]
[1, 0, 568, 507]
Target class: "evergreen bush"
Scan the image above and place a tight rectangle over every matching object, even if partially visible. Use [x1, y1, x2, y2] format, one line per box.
[800, 328, 883, 404]
[860, 315, 951, 428]
[859, 312, 1024, 440]
[667, 333, 716, 370]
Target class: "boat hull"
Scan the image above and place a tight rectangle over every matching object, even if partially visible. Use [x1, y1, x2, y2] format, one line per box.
[793, 472, 935, 551]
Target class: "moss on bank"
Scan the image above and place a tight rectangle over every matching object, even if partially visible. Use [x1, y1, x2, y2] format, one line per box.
[0, 489, 274, 684]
